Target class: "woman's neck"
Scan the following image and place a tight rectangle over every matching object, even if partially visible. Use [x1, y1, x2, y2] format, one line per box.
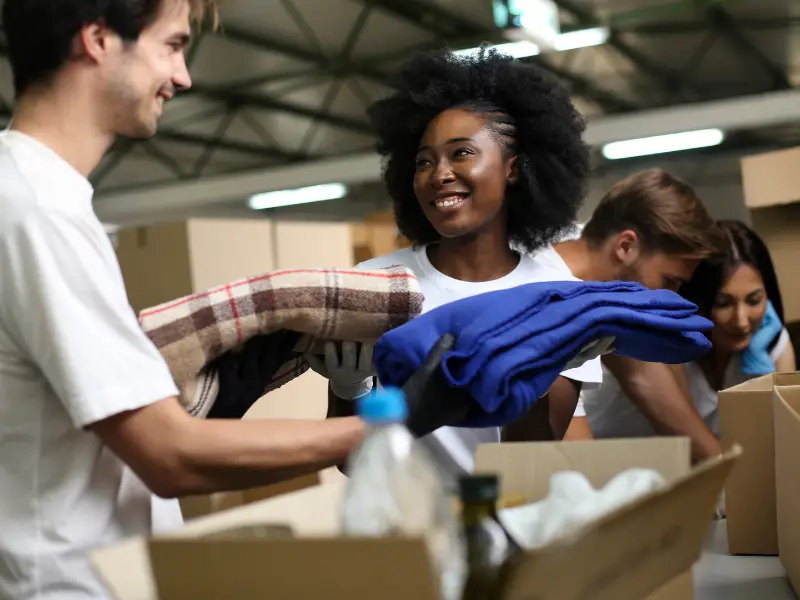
[427, 229, 519, 282]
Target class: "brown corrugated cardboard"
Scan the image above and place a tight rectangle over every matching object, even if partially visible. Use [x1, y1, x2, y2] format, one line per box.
[773, 385, 800, 594]
[350, 209, 410, 263]
[719, 372, 800, 555]
[89, 439, 739, 600]
[750, 204, 800, 324]
[475, 438, 697, 600]
[741, 146, 800, 209]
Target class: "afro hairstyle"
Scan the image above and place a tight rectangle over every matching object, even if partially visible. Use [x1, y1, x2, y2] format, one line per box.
[367, 46, 590, 253]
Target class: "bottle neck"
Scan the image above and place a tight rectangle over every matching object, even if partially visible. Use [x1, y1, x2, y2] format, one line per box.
[462, 500, 497, 527]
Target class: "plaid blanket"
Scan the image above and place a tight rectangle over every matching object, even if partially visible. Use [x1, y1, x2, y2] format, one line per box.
[139, 265, 424, 418]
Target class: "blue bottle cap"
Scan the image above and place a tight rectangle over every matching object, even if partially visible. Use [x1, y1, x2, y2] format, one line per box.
[356, 386, 408, 423]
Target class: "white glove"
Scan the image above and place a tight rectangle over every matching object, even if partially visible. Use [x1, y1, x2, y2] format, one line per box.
[564, 337, 615, 371]
[304, 341, 377, 400]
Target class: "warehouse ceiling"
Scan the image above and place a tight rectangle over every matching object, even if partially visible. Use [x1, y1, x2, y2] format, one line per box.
[0, 0, 797, 223]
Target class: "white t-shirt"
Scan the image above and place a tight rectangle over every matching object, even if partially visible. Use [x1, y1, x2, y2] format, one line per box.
[0, 131, 183, 599]
[359, 244, 602, 487]
[583, 328, 791, 439]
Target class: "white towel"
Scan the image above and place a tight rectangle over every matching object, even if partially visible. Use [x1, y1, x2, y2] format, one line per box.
[497, 469, 666, 550]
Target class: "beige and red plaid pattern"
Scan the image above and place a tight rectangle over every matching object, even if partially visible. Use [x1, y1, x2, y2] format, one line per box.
[139, 265, 424, 418]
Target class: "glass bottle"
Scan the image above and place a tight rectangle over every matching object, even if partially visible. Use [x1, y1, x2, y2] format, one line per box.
[459, 474, 520, 600]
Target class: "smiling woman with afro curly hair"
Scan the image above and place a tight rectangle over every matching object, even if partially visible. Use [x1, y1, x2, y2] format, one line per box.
[320, 46, 601, 487]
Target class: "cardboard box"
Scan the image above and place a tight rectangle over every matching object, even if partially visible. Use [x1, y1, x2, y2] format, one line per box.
[178, 472, 323, 520]
[773, 384, 800, 593]
[90, 438, 739, 600]
[750, 204, 800, 325]
[474, 437, 713, 600]
[350, 209, 410, 263]
[719, 372, 800, 555]
[741, 146, 800, 209]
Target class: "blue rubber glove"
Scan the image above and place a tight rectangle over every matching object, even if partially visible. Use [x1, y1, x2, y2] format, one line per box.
[741, 300, 782, 375]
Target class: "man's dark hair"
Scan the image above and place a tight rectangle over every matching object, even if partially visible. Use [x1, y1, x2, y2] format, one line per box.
[582, 169, 726, 259]
[367, 46, 590, 254]
[1, 0, 218, 97]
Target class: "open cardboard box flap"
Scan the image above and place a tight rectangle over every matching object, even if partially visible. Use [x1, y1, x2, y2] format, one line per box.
[91, 440, 739, 600]
[487, 444, 738, 600]
[90, 482, 345, 600]
[773, 385, 800, 593]
[719, 371, 800, 555]
[475, 438, 739, 600]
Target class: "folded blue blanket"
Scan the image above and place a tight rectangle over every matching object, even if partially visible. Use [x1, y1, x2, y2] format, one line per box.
[374, 280, 713, 427]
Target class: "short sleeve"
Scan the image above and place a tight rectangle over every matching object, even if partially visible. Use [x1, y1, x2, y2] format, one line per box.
[770, 327, 791, 361]
[0, 210, 179, 427]
[560, 357, 603, 390]
[573, 394, 586, 418]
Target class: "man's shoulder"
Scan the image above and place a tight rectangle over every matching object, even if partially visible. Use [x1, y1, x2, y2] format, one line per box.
[520, 245, 579, 283]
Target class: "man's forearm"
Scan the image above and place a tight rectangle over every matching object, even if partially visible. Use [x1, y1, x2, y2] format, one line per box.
[604, 356, 721, 462]
[173, 416, 365, 496]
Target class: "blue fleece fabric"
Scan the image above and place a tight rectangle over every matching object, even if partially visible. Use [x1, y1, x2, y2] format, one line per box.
[741, 300, 782, 376]
[373, 280, 713, 427]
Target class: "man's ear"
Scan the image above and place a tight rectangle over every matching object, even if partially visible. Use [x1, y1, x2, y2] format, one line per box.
[612, 229, 641, 266]
[77, 22, 118, 64]
[506, 155, 519, 185]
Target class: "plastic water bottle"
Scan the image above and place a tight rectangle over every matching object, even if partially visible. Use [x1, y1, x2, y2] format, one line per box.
[341, 386, 465, 600]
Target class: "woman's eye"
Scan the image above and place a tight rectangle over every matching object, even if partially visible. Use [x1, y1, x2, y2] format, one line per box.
[453, 148, 471, 158]
[415, 158, 430, 169]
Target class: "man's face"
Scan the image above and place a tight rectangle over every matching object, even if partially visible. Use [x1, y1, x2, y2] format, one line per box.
[622, 252, 700, 292]
[101, 0, 193, 138]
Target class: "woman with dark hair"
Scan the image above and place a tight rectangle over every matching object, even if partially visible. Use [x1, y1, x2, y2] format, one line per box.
[314, 46, 601, 487]
[677, 220, 796, 435]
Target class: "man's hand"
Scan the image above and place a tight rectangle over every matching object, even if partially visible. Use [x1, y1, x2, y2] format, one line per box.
[305, 341, 376, 399]
[210, 332, 300, 419]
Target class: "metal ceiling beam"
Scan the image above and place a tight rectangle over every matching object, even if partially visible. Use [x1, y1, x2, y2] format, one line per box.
[704, 6, 791, 90]
[157, 130, 307, 161]
[94, 87, 800, 222]
[552, 0, 691, 101]
[217, 25, 392, 86]
[189, 84, 373, 134]
[364, 0, 639, 113]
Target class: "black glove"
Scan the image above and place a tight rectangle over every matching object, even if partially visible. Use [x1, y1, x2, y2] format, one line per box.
[209, 331, 301, 419]
[402, 333, 474, 438]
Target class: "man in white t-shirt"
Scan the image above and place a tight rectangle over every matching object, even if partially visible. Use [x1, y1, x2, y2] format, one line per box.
[546, 170, 727, 461]
[0, 2, 411, 597]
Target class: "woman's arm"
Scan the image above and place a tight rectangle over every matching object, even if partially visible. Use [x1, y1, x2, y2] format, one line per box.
[775, 337, 797, 372]
[503, 376, 581, 442]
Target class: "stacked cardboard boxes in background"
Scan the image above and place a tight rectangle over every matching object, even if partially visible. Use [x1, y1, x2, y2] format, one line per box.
[742, 147, 800, 364]
[350, 209, 410, 263]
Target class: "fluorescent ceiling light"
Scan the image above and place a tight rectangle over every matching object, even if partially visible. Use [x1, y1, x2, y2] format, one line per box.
[553, 27, 609, 51]
[601, 129, 725, 160]
[453, 40, 540, 59]
[452, 26, 609, 59]
[248, 183, 348, 210]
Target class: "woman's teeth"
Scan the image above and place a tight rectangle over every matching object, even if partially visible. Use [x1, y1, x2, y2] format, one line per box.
[434, 196, 465, 207]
